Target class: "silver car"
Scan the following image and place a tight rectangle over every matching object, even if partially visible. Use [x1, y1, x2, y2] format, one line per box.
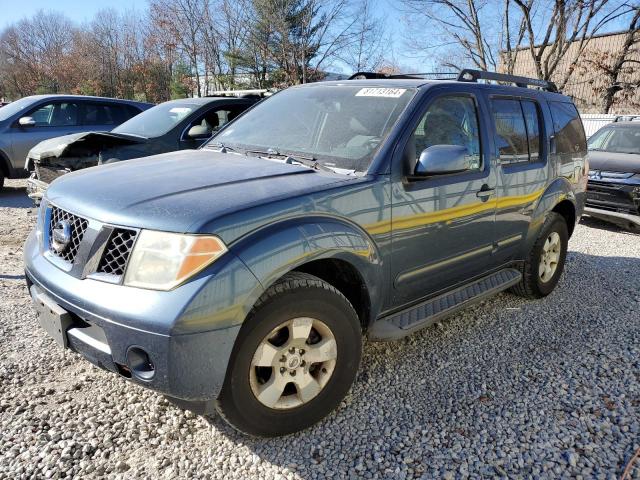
[0, 95, 152, 189]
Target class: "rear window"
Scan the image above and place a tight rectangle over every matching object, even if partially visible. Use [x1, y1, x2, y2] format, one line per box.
[549, 102, 586, 156]
[491, 98, 542, 164]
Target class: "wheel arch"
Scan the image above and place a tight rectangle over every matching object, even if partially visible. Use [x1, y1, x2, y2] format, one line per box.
[551, 199, 577, 238]
[0, 149, 10, 179]
[531, 178, 577, 235]
[230, 216, 384, 327]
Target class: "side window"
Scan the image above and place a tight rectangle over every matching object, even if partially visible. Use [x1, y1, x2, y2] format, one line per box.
[185, 106, 243, 139]
[549, 102, 587, 156]
[491, 99, 529, 164]
[521, 100, 541, 162]
[82, 103, 115, 126]
[108, 104, 136, 124]
[411, 95, 482, 170]
[29, 102, 79, 127]
[124, 105, 143, 121]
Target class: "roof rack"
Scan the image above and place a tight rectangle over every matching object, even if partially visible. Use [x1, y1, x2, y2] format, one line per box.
[348, 69, 558, 92]
[457, 69, 558, 92]
[348, 71, 457, 80]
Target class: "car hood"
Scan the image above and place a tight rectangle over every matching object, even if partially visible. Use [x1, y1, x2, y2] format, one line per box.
[588, 150, 640, 174]
[46, 149, 353, 235]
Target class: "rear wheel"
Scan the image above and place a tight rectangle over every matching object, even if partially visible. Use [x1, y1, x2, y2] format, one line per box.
[0, 171, 4, 190]
[216, 272, 362, 437]
[510, 212, 568, 298]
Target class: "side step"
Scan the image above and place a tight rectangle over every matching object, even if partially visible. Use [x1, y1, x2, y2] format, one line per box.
[369, 268, 522, 341]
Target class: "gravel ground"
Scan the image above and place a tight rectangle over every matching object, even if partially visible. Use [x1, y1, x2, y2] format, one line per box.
[1, 178, 639, 479]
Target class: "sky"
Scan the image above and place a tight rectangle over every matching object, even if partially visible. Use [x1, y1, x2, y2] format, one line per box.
[0, 0, 631, 74]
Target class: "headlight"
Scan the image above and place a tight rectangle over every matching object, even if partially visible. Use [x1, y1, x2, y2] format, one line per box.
[124, 230, 227, 290]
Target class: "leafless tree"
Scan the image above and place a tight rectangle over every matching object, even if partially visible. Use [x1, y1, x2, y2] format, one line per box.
[339, 0, 389, 72]
[399, 0, 499, 71]
[580, 5, 640, 113]
[511, 0, 633, 89]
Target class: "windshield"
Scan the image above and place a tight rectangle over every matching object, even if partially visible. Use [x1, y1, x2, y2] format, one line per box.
[0, 96, 37, 122]
[112, 101, 198, 138]
[208, 85, 415, 172]
[588, 126, 640, 154]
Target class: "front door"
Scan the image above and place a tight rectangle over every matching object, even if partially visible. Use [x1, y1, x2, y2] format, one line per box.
[389, 90, 498, 306]
[10, 101, 82, 168]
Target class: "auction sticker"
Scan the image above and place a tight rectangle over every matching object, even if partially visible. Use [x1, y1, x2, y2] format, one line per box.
[356, 88, 406, 98]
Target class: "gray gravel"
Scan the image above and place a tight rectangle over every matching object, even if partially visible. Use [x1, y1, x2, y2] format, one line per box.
[1, 178, 639, 479]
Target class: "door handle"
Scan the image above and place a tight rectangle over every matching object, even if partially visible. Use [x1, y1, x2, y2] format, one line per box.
[476, 184, 495, 199]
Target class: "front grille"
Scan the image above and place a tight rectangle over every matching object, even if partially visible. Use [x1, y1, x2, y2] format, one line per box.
[36, 164, 67, 184]
[48, 207, 89, 263]
[97, 228, 138, 277]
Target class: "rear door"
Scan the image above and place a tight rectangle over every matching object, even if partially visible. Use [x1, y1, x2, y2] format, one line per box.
[10, 100, 81, 167]
[389, 87, 498, 306]
[80, 101, 144, 130]
[488, 95, 550, 264]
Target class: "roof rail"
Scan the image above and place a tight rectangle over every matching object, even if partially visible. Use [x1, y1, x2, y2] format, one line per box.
[457, 69, 558, 92]
[348, 71, 457, 80]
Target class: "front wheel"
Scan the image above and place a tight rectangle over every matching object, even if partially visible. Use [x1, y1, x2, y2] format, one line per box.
[510, 212, 569, 298]
[216, 272, 362, 437]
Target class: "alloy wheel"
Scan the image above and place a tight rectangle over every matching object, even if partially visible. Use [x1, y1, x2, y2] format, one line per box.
[249, 317, 337, 410]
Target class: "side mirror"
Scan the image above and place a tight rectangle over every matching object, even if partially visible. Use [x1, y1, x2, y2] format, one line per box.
[187, 125, 211, 139]
[414, 145, 471, 176]
[18, 116, 36, 127]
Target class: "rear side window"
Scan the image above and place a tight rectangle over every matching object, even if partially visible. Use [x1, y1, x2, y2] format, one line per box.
[521, 100, 541, 162]
[123, 105, 144, 122]
[491, 98, 542, 164]
[81, 103, 135, 126]
[82, 103, 115, 125]
[549, 102, 586, 156]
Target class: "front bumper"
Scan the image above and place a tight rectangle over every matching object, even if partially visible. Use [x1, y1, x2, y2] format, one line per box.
[584, 207, 640, 230]
[26, 174, 47, 203]
[586, 179, 640, 230]
[23, 229, 260, 401]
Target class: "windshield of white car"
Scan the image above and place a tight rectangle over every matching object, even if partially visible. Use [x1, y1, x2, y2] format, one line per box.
[207, 85, 415, 172]
[0, 97, 36, 122]
[112, 102, 199, 138]
[588, 126, 640, 155]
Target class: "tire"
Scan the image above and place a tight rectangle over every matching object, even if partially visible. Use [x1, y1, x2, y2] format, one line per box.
[0, 172, 4, 190]
[510, 212, 569, 299]
[216, 272, 362, 437]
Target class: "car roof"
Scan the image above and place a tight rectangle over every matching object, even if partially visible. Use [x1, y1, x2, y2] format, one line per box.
[607, 121, 640, 128]
[163, 96, 255, 106]
[298, 79, 573, 102]
[21, 94, 152, 107]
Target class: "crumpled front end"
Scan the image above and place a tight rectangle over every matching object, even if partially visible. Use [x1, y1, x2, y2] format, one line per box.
[26, 132, 146, 202]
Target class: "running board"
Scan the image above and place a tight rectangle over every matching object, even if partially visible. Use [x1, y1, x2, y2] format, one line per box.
[369, 268, 522, 341]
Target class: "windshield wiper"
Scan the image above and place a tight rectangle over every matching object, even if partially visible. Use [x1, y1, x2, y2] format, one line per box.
[245, 148, 336, 173]
[208, 141, 238, 153]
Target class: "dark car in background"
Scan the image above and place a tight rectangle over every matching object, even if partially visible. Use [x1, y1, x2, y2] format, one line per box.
[0, 95, 152, 189]
[26, 96, 258, 203]
[585, 122, 640, 230]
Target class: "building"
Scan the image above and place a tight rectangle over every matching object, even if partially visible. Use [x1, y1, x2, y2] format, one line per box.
[502, 30, 640, 114]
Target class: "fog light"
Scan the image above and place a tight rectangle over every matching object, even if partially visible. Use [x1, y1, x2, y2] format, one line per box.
[126, 347, 155, 380]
